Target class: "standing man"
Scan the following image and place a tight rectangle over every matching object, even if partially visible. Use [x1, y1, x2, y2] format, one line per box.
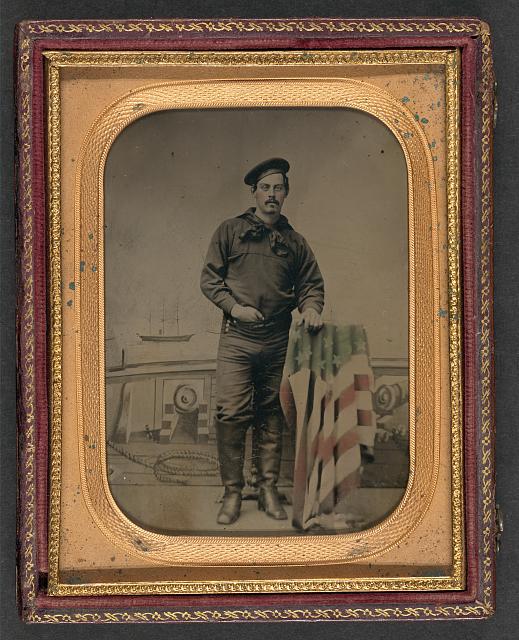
[200, 158, 325, 525]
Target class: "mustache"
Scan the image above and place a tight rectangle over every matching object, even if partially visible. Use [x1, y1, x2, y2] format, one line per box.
[266, 198, 280, 205]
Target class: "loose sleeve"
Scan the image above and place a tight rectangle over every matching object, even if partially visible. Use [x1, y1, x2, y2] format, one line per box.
[294, 237, 325, 314]
[200, 222, 238, 315]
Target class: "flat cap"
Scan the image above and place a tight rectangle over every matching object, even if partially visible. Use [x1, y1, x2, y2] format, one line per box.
[244, 157, 290, 186]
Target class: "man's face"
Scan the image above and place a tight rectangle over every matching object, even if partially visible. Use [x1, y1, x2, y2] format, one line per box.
[253, 172, 287, 218]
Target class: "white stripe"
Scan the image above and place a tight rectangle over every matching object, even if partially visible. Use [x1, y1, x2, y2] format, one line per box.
[287, 369, 311, 459]
[336, 404, 357, 434]
[318, 457, 336, 506]
[331, 361, 356, 398]
[304, 464, 321, 523]
[321, 385, 335, 440]
[335, 444, 361, 485]
[356, 389, 374, 411]
[305, 377, 328, 467]
[358, 424, 376, 447]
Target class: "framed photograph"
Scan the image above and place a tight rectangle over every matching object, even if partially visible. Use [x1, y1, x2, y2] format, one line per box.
[16, 18, 496, 623]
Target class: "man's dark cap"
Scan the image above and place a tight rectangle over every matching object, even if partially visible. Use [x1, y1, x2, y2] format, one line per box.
[244, 158, 290, 186]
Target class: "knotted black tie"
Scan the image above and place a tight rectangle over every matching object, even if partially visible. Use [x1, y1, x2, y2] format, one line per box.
[238, 210, 292, 257]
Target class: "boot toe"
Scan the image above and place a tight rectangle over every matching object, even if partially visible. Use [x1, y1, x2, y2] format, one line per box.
[258, 487, 288, 520]
[216, 492, 242, 525]
[217, 511, 239, 525]
[269, 507, 288, 520]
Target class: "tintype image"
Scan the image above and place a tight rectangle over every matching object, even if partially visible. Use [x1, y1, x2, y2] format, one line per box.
[104, 108, 409, 535]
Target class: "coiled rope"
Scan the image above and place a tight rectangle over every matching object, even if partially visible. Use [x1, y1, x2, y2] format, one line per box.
[107, 440, 219, 484]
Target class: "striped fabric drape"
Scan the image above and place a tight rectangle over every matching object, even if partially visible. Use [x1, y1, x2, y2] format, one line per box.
[280, 323, 376, 530]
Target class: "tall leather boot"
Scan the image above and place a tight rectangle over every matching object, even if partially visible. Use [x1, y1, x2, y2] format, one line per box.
[249, 423, 261, 491]
[215, 421, 247, 525]
[257, 412, 288, 520]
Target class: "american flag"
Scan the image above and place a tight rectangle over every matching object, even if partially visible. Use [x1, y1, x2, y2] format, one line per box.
[281, 323, 376, 530]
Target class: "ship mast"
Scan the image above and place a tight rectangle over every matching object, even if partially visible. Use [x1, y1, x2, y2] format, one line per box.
[161, 300, 165, 336]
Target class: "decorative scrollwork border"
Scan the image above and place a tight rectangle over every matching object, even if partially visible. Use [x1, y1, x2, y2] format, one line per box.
[46, 59, 64, 593]
[25, 18, 487, 36]
[16, 33, 37, 619]
[445, 45, 464, 588]
[45, 49, 451, 66]
[45, 50, 457, 594]
[27, 602, 492, 624]
[479, 29, 496, 616]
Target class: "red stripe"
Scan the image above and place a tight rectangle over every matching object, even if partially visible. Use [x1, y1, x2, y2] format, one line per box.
[357, 408, 373, 426]
[316, 434, 336, 464]
[310, 427, 360, 468]
[309, 429, 320, 463]
[279, 378, 296, 430]
[318, 468, 361, 513]
[336, 430, 360, 457]
[354, 373, 370, 391]
[292, 447, 308, 529]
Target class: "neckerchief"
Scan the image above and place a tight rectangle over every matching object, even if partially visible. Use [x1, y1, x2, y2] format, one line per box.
[238, 208, 293, 257]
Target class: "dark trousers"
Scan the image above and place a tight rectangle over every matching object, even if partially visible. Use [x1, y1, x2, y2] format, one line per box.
[215, 319, 290, 424]
[214, 318, 290, 492]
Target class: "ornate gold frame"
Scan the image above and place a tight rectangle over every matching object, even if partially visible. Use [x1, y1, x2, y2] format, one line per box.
[45, 49, 463, 596]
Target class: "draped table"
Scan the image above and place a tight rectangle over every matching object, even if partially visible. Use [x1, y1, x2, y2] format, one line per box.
[280, 323, 376, 530]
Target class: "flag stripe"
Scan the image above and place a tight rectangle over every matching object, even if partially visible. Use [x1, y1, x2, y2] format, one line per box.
[282, 325, 376, 530]
[357, 408, 373, 426]
[354, 373, 371, 390]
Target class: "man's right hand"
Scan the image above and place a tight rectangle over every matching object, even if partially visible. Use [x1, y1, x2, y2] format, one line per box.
[230, 304, 264, 323]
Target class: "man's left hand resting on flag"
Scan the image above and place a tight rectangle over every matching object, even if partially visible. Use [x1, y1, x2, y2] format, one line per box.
[298, 308, 324, 334]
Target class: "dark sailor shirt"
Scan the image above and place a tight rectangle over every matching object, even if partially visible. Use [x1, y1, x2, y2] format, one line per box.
[200, 208, 325, 321]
